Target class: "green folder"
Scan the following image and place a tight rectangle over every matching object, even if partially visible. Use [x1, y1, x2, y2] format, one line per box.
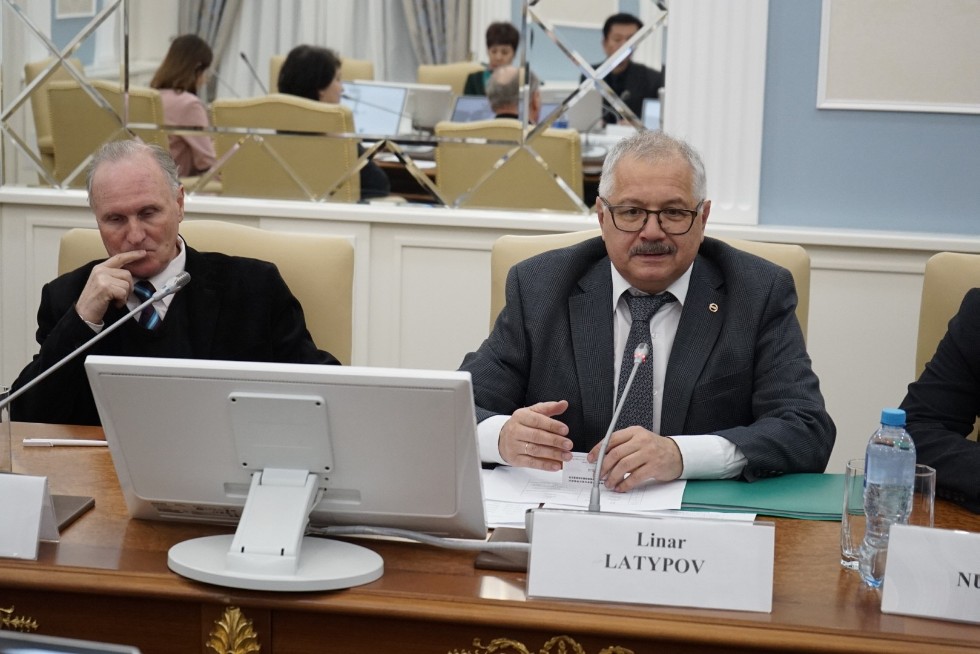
[681, 473, 846, 521]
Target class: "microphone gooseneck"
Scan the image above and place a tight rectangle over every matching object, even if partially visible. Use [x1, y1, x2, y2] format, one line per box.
[588, 342, 649, 512]
[0, 273, 192, 412]
[240, 52, 268, 95]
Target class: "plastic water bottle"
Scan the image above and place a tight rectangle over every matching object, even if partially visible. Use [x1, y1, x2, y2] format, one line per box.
[858, 408, 916, 588]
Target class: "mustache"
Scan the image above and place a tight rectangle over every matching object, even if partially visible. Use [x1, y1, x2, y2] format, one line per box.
[629, 241, 675, 256]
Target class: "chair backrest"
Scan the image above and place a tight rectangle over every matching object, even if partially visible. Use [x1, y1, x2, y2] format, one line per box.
[489, 229, 811, 341]
[916, 252, 980, 377]
[417, 61, 484, 96]
[210, 94, 359, 202]
[46, 79, 166, 186]
[434, 118, 583, 211]
[57, 220, 354, 364]
[24, 57, 84, 175]
[269, 55, 375, 93]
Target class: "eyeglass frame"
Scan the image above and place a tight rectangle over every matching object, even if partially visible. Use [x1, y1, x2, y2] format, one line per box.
[598, 197, 705, 235]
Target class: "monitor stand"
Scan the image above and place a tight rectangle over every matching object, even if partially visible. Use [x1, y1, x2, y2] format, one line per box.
[167, 468, 383, 591]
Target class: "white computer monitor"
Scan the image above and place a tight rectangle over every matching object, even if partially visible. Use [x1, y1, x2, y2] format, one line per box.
[340, 81, 407, 136]
[353, 80, 453, 132]
[451, 95, 495, 122]
[85, 356, 486, 592]
[642, 97, 662, 131]
[539, 87, 603, 132]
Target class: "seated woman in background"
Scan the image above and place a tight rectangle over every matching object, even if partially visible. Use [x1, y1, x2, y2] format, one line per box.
[463, 22, 519, 97]
[150, 34, 217, 177]
[277, 45, 390, 201]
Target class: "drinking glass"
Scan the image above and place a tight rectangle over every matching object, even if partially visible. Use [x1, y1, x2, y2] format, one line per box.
[908, 464, 936, 528]
[0, 386, 11, 473]
[840, 458, 865, 570]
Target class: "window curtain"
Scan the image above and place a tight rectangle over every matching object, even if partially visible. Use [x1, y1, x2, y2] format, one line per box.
[178, 0, 244, 99]
[400, 0, 470, 65]
[215, 0, 421, 98]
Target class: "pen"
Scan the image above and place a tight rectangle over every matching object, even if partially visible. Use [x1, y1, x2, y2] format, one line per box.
[23, 438, 108, 447]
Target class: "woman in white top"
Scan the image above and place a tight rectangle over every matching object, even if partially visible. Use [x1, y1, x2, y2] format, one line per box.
[150, 34, 217, 177]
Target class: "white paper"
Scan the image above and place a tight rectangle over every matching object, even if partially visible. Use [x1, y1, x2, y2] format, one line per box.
[484, 499, 539, 529]
[484, 457, 686, 512]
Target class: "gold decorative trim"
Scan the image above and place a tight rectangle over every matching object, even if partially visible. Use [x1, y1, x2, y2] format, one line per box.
[0, 606, 39, 632]
[451, 636, 634, 654]
[205, 606, 260, 654]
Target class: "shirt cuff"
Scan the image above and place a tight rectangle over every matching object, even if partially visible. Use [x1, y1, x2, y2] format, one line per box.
[477, 414, 510, 465]
[669, 434, 747, 479]
[80, 316, 104, 333]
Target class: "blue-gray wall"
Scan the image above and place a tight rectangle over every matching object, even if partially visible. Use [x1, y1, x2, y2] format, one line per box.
[759, 0, 979, 234]
[50, 0, 100, 66]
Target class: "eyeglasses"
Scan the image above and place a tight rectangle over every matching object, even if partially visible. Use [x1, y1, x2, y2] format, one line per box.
[599, 197, 704, 235]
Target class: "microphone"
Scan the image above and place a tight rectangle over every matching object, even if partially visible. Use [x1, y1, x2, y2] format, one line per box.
[240, 52, 268, 95]
[0, 273, 192, 412]
[603, 89, 631, 125]
[588, 342, 649, 512]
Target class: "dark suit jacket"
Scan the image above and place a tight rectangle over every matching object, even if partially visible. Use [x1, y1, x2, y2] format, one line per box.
[463, 69, 490, 97]
[900, 288, 980, 512]
[585, 61, 664, 124]
[460, 236, 835, 479]
[11, 245, 338, 426]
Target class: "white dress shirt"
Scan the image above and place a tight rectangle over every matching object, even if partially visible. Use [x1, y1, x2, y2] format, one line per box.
[85, 237, 188, 333]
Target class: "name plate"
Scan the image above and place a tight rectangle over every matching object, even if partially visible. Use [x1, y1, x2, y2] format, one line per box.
[526, 509, 774, 612]
[0, 474, 59, 559]
[882, 524, 980, 624]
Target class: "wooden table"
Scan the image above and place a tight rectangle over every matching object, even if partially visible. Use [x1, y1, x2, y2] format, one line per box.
[3, 422, 980, 653]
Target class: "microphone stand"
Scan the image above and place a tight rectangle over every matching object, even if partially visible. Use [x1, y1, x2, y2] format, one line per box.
[240, 52, 268, 95]
[0, 273, 191, 413]
[588, 342, 649, 512]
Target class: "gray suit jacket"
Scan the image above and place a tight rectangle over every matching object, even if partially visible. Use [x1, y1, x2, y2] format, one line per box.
[460, 236, 835, 479]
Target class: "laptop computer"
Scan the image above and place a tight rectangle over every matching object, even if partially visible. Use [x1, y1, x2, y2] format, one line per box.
[451, 95, 495, 122]
[0, 631, 140, 654]
[340, 82, 407, 136]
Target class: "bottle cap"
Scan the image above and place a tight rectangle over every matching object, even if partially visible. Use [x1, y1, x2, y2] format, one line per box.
[880, 408, 906, 426]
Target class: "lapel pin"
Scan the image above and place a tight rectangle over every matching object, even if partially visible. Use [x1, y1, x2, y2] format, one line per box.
[709, 303, 719, 313]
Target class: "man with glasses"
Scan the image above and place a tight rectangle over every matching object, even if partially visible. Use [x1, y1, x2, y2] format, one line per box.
[460, 130, 834, 488]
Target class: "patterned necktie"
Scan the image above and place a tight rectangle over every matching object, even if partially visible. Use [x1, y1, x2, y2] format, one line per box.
[133, 280, 161, 330]
[615, 291, 676, 431]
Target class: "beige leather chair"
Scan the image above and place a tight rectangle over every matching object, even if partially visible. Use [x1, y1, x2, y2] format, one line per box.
[434, 118, 583, 211]
[916, 252, 980, 377]
[57, 220, 354, 364]
[417, 61, 484, 96]
[269, 55, 375, 93]
[24, 57, 85, 177]
[211, 94, 359, 202]
[489, 229, 811, 341]
[46, 79, 167, 186]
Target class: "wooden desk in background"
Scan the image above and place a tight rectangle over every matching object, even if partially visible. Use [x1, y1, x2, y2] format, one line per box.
[2, 422, 980, 654]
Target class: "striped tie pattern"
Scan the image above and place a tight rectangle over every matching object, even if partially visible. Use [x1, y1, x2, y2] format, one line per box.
[133, 280, 161, 330]
[614, 291, 676, 431]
